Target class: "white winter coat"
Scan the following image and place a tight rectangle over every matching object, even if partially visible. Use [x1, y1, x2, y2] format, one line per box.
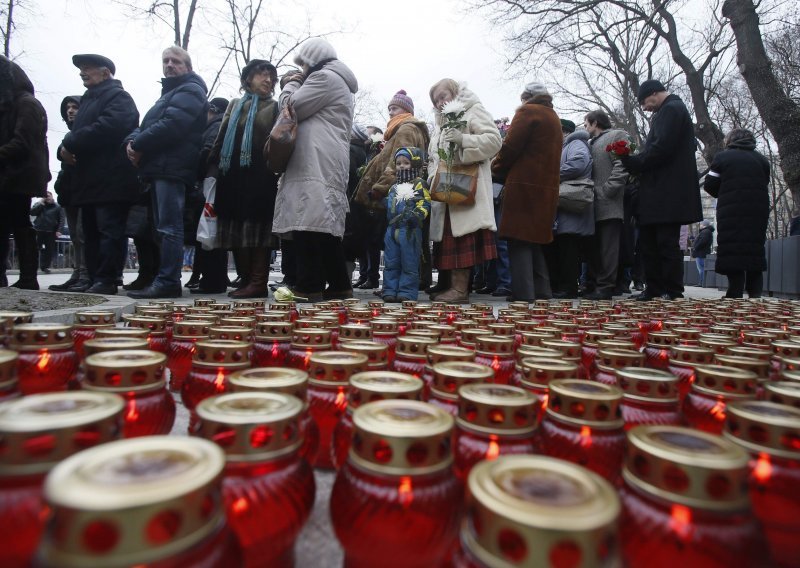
[428, 85, 502, 241]
[272, 60, 358, 238]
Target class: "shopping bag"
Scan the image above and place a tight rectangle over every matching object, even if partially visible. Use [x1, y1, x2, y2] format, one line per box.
[430, 162, 479, 206]
[264, 102, 297, 174]
[196, 177, 219, 251]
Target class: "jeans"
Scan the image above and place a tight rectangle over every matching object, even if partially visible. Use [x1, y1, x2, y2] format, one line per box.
[695, 257, 705, 286]
[383, 226, 422, 300]
[82, 202, 129, 285]
[150, 179, 186, 288]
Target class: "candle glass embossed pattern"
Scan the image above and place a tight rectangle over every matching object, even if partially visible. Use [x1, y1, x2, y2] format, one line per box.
[616, 367, 683, 430]
[167, 321, 211, 393]
[11, 323, 79, 395]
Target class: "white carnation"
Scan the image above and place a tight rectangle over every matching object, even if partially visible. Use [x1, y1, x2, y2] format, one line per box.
[370, 133, 384, 143]
[394, 183, 415, 202]
[441, 100, 465, 115]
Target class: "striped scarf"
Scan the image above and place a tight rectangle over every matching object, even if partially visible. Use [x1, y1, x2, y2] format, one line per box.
[219, 92, 262, 174]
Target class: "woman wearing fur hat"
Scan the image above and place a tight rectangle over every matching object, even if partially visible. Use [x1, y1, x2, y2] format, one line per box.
[209, 60, 280, 298]
[426, 78, 501, 303]
[272, 38, 359, 302]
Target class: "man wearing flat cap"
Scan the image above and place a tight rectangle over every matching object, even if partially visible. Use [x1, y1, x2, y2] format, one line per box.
[60, 53, 140, 295]
[125, 45, 208, 299]
[619, 79, 702, 301]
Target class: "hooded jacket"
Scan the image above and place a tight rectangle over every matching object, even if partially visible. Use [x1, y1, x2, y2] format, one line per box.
[53, 95, 81, 206]
[272, 59, 359, 237]
[555, 129, 595, 236]
[62, 78, 141, 205]
[0, 56, 50, 198]
[691, 225, 714, 258]
[128, 72, 209, 186]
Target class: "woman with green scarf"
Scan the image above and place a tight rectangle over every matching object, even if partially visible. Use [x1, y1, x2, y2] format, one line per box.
[209, 59, 280, 298]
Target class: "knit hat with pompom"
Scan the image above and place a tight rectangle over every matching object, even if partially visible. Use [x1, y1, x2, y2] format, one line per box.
[388, 90, 414, 114]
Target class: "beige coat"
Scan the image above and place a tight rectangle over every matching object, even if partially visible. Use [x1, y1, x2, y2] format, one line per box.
[271, 60, 358, 238]
[428, 85, 501, 241]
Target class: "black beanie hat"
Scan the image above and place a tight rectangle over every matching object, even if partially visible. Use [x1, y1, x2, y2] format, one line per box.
[637, 79, 666, 103]
[209, 97, 229, 114]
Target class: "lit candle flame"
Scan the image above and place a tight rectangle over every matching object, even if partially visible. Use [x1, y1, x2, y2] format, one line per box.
[303, 348, 312, 369]
[214, 368, 226, 392]
[126, 397, 139, 422]
[486, 435, 500, 460]
[232, 497, 249, 515]
[398, 476, 413, 507]
[272, 341, 280, 359]
[580, 425, 592, 448]
[37, 351, 51, 372]
[753, 452, 772, 483]
[710, 401, 726, 421]
[669, 504, 692, 540]
[541, 393, 550, 410]
[335, 387, 347, 412]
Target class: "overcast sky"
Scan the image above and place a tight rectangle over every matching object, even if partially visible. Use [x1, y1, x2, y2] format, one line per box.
[10, 0, 548, 186]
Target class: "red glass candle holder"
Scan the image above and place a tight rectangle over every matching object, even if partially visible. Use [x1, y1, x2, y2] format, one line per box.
[620, 425, 767, 567]
[683, 365, 758, 434]
[38, 436, 242, 568]
[338, 323, 373, 345]
[71, 311, 116, 359]
[453, 384, 537, 480]
[535, 379, 626, 484]
[516, 358, 579, 426]
[330, 400, 463, 568]
[429, 361, 494, 416]
[94, 326, 150, 340]
[76, 337, 150, 390]
[473, 336, 515, 385]
[764, 380, 800, 410]
[123, 315, 170, 354]
[339, 339, 390, 371]
[252, 321, 293, 368]
[643, 331, 678, 370]
[668, 345, 715, 401]
[724, 401, 800, 566]
[83, 350, 175, 437]
[11, 323, 79, 395]
[167, 321, 210, 393]
[391, 336, 438, 378]
[458, 328, 494, 351]
[0, 392, 123, 567]
[331, 371, 423, 470]
[421, 345, 474, 401]
[0, 350, 20, 402]
[370, 320, 399, 365]
[616, 367, 683, 430]
[581, 329, 615, 377]
[194, 393, 315, 567]
[541, 339, 586, 379]
[454, 455, 621, 568]
[594, 348, 644, 387]
[768, 341, 800, 381]
[286, 328, 332, 371]
[511, 345, 561, 386]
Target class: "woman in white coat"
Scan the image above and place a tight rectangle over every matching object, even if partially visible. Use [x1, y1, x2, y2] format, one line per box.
[272, 38, 359, 303]
[427, 79, 502, 303]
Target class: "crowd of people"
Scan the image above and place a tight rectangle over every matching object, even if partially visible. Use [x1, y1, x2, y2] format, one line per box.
[0, 40, 772, 300]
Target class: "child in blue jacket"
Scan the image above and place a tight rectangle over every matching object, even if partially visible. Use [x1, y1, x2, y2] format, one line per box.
[382, 147, 431, 302]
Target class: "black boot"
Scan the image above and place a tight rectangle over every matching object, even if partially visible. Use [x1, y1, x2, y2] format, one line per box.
[427, 270, 450, 296]
[124, 239, 157, 290]
[10, 227, 39, 290]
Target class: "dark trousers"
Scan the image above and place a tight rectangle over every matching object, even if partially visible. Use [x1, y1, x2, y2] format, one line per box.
[0, 194, 36, 279]
[281, 238, 296, 286]
[590, 219, 622, 295]
[294, 231, 351, 294]
[726, 271, 763, 298]
[195, 247, 228, 290]
[508, 240, 552, 301]
[82, 203, 129, 285]
[639, 223, 684, 297]
[358, 211, 384, 284]
[544, 233, 583, 296]
[36, 231, 56, 269]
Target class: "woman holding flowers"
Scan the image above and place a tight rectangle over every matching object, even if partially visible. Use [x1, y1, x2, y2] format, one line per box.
[427, 78, 501, 304]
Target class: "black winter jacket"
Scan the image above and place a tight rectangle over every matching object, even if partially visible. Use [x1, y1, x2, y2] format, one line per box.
[704, 139, 770, 273]
[53, 95, 81, 207]
[62, 79, 141, 206]
[622, 94, 702, 226]
[31, 201, 64, 232]
[129, 72, 208, 186]
[691, 226, 714, 258]
[0, 57, 50, 198]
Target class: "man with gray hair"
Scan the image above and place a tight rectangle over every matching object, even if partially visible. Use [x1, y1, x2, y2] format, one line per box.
[125, 46, 208, 299]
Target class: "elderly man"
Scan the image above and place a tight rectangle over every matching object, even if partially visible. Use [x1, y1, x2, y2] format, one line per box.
[620, 80, 702, 301]
[126, 45, 208, 299]
[60, 54, 140, 295]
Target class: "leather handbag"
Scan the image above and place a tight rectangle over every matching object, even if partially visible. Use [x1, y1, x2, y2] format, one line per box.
[264, 103, 297, 174]
[430, 162, 479, 206]
[558, 178, 594, 213]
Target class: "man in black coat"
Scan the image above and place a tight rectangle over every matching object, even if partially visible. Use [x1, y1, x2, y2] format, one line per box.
[125, 45, 209, 299]
[61, 54, 140, 295]
[621, 80, 702, 300]
[691, 220, 714, 286]
[30, 191, 65, 273]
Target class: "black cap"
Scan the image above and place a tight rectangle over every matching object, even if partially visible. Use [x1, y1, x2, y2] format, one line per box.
[560, 119, 576, 133]
[209, 97, 229, 114]
[72, 54, 116, 76]
[240, 59, 276, 83]
[637, 79, 666, 103]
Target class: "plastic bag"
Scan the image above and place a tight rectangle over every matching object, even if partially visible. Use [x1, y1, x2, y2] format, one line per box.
[196, 177, 219, 251]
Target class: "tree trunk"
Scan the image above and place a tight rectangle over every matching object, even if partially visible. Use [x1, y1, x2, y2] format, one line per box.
[723, 0, 800, 216]
[4, 0, 14, 58]
[181, 0, 198, 49]
[172, 0, 181, 46]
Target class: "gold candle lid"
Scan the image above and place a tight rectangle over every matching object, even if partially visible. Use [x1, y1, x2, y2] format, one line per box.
[475, 335, 515, 358]
[714, 354, 770, 380]
[488, 323, 515, 336]
[596, 348, 645, 371]
[94, 327, 149, 340]
[83, 350, 167, 392]
[546, 379, 624, 429]
[692, 365, 759, 398]
[724, 400, 800, 460]
[431, 361, 494, 400]
[339, 340, 389, 369]
[426, 345, 475, 366]
[228, 367, 308, 401]
[540, 339, 582, 360]
[269, 302, 296, 313]
[698, 334, 737, 353]
[764, 381, 800, 410]
[406, 329, 441, 343]
[615, 367, 679, 402]
[0, 350, 18, 386]
[11, 323, 73, 350]
[465, 456, 620, 568]
[347, 307, 373, 322]
[208, 309, 234, 319]
[351, 400, 454, 475]
[726, 345, 771, 361]
[518, 358, 579, 387]
[453, 319, 477, 332]
[370, 319, 399, 335]
[257, 310, 292, 323]
[623, 425, 750, 511]
[123, 315, 167, 335]
[518, 331, 554, 347]
[218, 316, 256, 329]
[135, 308, 171, 321]
[290, 328, 332, 349]
[348, 371, 423, 410]
[294, 318, 323, 329]
[207, 326, 251, 342]
[172, 321, 211, 339]
[646, 331, 678, 348]
[429, 324, 457, 342]
[669, 345, 715, 367]
[582, 329, 615, 347]
[73, 311, 116, 328]
[460, 328, 494, 348]
[771, 340, 800, 360]
[195, 392, 303, 461]
[191, 299, 214, 308]
[40, 436, 225, 567]
[0, 310, 33, 324]
[338, 324, 373, 343]
[0, 392, 123, 476]
[82, 337, 150, 356]
[191, 340, 252, 369]
[308, 351, 369, 384]
[456, 384, 537, 435]
[515, 345, 562, 364]
[671, 327, 702, 342]
[254, 321, 293, 340]
[208, 302, 231, 310]
[396, 335, 438, 360]
[596, 338, 637, 352]
[742, 330, 777, 347]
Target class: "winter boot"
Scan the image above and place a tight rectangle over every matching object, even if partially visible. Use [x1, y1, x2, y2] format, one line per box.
[10, 227, 39, 290]
[433, 268, 470, 304]
[230, 249, 268, 299]
[427, 270, 451, 298]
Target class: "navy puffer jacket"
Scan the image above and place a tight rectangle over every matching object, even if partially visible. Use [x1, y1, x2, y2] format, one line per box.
[129, 72, 208, 186]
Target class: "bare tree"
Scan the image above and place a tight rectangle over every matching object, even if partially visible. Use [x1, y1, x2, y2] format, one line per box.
[112, 0, 199, 48]
[723, 0, 800, 216]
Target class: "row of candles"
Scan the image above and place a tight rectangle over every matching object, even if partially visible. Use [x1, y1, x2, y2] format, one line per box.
[0, 295, 799, 567]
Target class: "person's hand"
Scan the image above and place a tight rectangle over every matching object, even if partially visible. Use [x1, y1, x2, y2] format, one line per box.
[441, 128, 463, 146]
[56, 232, 62, 238]
[280, 72, 304, 90]
[59, 146, 77, 165]
[126, 141, 142, 167]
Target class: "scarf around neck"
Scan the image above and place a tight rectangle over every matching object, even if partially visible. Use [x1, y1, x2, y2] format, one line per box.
[385, 113, 413, 140]
[219, 92, 267, 174]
